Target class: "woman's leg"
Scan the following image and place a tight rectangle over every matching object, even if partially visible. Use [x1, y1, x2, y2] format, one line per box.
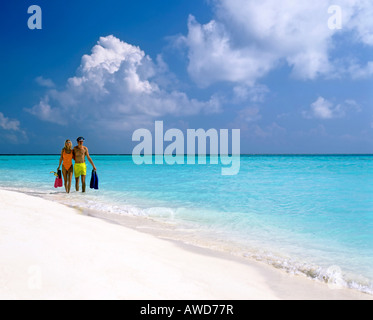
[62, 167, 68, 193]
[67, 167, 73, 193]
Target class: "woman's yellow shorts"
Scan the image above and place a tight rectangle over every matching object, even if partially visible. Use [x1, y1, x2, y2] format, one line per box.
[74, 163, 87, 177]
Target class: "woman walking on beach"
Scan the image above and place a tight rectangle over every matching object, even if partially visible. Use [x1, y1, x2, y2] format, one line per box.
[57, 140, 74, 193]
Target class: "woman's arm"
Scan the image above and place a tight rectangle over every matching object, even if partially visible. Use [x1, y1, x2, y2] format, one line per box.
[58, 150, 64, 170]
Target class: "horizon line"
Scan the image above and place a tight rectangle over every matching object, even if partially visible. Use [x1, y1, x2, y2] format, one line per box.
[0, 153, 372, 156]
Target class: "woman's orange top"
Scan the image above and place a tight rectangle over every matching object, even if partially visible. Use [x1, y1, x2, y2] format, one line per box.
[63, 150, 73, 171]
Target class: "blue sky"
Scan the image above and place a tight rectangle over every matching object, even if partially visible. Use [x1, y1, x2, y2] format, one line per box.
[0, 0, 372, 154]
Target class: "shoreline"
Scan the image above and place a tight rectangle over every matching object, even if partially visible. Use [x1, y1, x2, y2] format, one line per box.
[0, 188, 371, 300]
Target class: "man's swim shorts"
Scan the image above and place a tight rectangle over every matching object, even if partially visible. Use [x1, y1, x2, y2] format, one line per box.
[74, 163, 87, 177]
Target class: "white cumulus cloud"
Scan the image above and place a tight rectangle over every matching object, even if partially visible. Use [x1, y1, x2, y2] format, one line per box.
[178, 0, 373, 86]
[303, 97, 361, 119]
[0, 112, 21, 131]
[178, 15, 277, 87]
[27, 35, 222, 131]
[0, 112, 27, 144]
[35, 76, 55, 88]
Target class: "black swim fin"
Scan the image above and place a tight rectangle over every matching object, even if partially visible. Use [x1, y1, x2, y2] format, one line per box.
[94, 171, 99, 190]
[90, 170, 99, 190]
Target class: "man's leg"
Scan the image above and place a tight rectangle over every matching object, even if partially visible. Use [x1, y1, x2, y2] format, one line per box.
[75, 177, 80, 191]
[74, 165, 79, 192]
[81, 175, 86, 193]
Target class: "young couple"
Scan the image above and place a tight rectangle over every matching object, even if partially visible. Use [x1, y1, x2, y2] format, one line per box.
[57, 137, 97, 193]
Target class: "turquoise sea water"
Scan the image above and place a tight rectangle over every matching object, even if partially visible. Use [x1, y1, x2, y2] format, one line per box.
[0, 155, 372, 294]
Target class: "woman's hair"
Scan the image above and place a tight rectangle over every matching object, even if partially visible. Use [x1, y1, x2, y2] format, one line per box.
[64, 140, 72, 152]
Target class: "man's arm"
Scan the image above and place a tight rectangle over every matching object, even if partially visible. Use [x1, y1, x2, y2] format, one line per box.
[85, 147, 97, 171]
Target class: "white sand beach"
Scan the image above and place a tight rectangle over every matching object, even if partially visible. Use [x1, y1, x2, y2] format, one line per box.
[0, 189, 371, 300]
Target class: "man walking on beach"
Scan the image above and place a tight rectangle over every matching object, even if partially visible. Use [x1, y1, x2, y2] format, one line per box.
[73, 137, 97, 193]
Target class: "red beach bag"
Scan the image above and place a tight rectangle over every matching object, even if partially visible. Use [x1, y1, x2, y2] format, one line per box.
[54, 170, 63, 188]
